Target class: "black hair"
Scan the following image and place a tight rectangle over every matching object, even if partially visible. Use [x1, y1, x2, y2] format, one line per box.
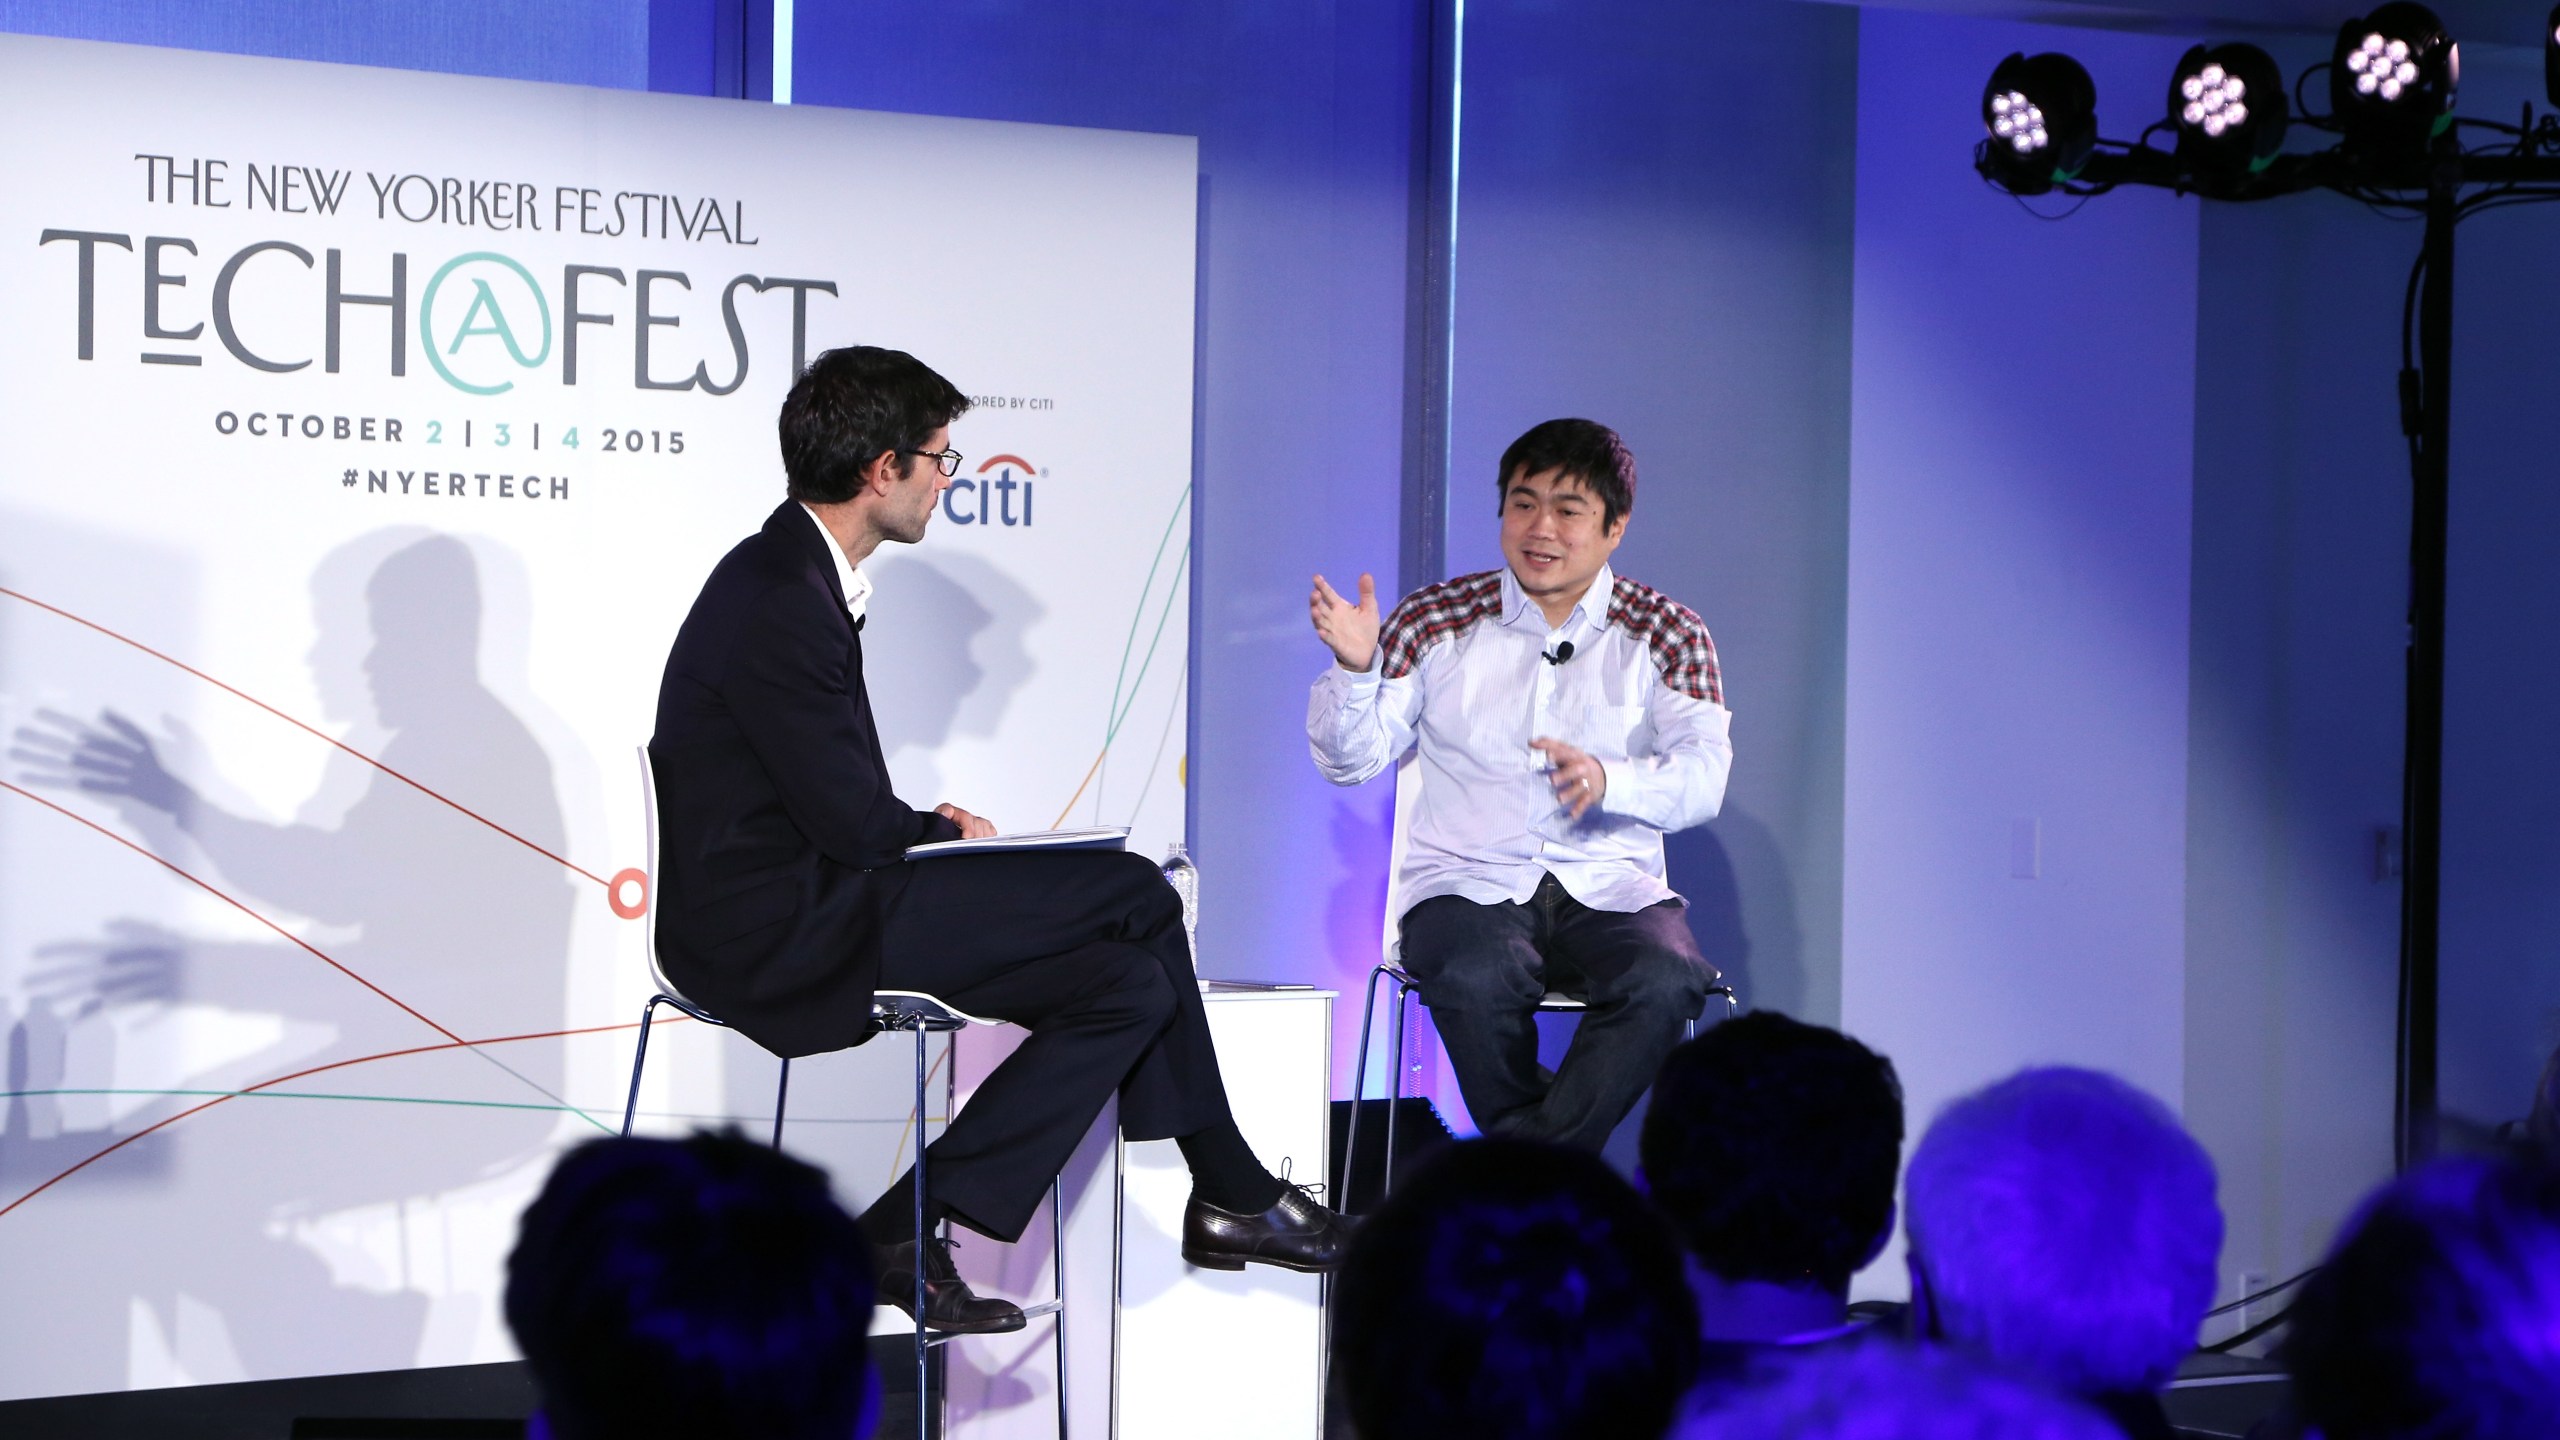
[778, 345, 971, 503]
[1639, 1012, 1905, 1295]
[2282, 1157, 2560, 1440]
[1497, 418, 1637, 530]
[1332, 1138, 1700, 1440]
[504, 1131, 877, 1440]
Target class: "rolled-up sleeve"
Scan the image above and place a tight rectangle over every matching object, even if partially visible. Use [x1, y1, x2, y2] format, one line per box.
[1308, 658, 1421, 786]
[1596, 687, 1731, 833]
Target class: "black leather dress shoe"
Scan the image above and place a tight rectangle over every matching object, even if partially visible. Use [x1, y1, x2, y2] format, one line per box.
[1182, 1184, 1351, 1273]
[877, 1237, 1027, 1334]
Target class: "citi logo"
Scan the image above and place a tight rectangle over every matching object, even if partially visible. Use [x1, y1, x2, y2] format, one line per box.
[942, 453, 1041, 527]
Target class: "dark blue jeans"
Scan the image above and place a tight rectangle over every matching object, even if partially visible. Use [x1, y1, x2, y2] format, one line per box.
[1399, 873, 1715, 1151]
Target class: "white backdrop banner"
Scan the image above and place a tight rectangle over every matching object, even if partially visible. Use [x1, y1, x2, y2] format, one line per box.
[0, 34, 1194, 1398]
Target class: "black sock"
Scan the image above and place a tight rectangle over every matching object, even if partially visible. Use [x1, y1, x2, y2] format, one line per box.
[1178, 1118, 1288, 1213]
[858, 1168, 946, 1246]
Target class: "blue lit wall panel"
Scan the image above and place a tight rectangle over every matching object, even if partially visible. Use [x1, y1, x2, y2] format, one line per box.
[0, 0, 646, 87]
[1450, 0, 1859, 1055]
[1845, 7, 2201, 1295]
[2430, 44, 2560, 1149]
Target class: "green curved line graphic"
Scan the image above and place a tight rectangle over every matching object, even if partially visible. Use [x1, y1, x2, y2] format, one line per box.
[1101, 485, 1191, 751]
[1123, 654, 1189, 823]
[1, 1088, 941, 1125]
[1108, 544, 1190, 744]
[1095, 486, 1191, 819]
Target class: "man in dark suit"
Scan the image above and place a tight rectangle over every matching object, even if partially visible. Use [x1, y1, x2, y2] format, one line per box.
[651, 346, 1346, 1333]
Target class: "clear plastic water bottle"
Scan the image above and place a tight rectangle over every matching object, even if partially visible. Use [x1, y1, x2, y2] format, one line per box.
[1160, 842, 1200, 956]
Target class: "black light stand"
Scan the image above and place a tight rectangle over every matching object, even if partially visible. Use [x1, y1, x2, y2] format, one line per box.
[2403, 156, 2456, 1166]
[1981, 117, 2560, 1168]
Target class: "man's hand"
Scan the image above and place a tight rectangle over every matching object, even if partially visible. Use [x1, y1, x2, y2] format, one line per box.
[1310, 573, 1381, 673]
[934, 803, 998, 840]
[1530, 738, 1607, 821]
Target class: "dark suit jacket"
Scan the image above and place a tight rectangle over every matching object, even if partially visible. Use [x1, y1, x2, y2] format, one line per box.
[648, 500, 960, 1058]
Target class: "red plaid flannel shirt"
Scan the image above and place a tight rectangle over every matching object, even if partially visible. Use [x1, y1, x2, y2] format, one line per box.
[1379, 569, 1722, 704]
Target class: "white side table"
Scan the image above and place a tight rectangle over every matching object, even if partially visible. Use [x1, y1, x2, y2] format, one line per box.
[1116, 982, 1333, 1440]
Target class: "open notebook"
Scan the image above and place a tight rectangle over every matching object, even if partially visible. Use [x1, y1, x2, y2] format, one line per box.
[904, 826, 1132, 860]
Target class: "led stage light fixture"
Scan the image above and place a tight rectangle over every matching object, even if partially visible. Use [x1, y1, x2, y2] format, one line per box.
[2545, 2, 2560, 106]
[1980, 52, 2098, 194]
[2332, 3, 2458, 147]
[2171, 43, 2288, 175]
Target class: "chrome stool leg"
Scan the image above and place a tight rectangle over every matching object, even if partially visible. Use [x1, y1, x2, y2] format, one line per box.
[1384, 973, 1413, 1197]
[1344, 964, 1394, 1211]
[913, 1019, 930, 1440]
[621, 994, 666, 1138]
[1052, 1178, 1068, 1439]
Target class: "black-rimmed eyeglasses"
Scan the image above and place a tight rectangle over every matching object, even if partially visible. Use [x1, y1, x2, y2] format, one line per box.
[904, 447, 964, 478]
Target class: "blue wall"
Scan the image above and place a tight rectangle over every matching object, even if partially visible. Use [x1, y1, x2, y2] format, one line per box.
[2433, 43, 2560, 1144]
[0, 0, 646, 86]
[1451, 0, 1858, 1039]
[1843, 6, 2203, 1298]
[2184, 33, 2560, 1286]
[2182, 33, 2411, 1297]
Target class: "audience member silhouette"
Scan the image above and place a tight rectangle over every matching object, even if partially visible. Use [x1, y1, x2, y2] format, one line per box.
[2524, 1046, 2560, 1165]
[1332, 1137, 1700, 1440]
[1677, 1335, 2123, 1440]
[2281, 1156, 2560, 1440]
[1903, 1068, 2221, 1440]
[1639, 1012, 1903, 1377]
[505, 1131, 877, 1440]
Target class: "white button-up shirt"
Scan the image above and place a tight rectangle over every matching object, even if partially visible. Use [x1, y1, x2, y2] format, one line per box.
[800, 503, 872, 623]
[1307, 563, 1732, 914]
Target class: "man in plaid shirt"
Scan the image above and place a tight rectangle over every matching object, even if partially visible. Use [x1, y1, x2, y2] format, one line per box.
[1307, 418, 1731, 1150]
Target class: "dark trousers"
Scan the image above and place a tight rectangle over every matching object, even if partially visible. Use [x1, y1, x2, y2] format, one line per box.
[1398, 873, 1714, 1151]
[872, 848, 1231, 1242]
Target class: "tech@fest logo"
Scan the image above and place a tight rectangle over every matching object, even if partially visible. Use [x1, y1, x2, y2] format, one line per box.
[942, 453, 1043, 528]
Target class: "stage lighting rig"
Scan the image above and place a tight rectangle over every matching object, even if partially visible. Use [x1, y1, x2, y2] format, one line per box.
[1967, 5, 2560, 1174]
[1981, 52, 2098, 193]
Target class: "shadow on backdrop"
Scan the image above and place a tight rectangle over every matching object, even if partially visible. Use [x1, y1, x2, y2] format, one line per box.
[6, 530, 573, 1388]
[1667, 801, 1805, 1020]
[864, 551, 1041, 814]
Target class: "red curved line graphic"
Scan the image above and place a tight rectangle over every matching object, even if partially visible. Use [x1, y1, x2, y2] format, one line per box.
[0, 585, 607, 888]
[0, 1015, 686, 1220]
[975, 453, 1035, 474]
[0, 779, 466, 1045]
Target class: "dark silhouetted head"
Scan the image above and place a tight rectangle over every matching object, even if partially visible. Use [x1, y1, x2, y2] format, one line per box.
[505, 1131, 877, 1440]
[364, 535, 482, 727]
[1641, 1012, 1905, 1296]
[2528, 1046, 2560, 1164]
[1679, 1336, 2121, 1440]
[1903, 1067, 2221, 1400]
[2283, 1157, 2560, 1440]
[1333, 1137, 1698, 1440]
[780, 346, 969, 504]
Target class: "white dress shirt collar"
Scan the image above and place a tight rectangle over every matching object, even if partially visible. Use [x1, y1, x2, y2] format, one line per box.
[1498, 562, 1615, 635]
[799, 502, 873, 622]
